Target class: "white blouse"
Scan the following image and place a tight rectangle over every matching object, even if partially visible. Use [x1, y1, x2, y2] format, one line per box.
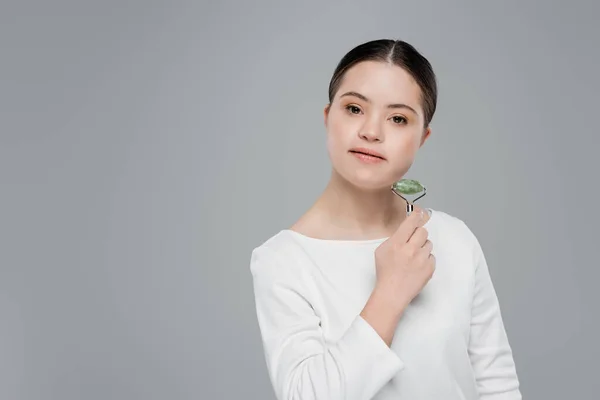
[249, 208, 521, 400]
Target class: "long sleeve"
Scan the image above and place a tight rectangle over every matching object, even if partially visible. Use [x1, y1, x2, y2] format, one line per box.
[249, 245, 404, 400]
[468, 233, 522, 399]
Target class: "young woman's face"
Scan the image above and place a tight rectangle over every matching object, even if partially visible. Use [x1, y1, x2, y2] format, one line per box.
[324, 60, 431, 191]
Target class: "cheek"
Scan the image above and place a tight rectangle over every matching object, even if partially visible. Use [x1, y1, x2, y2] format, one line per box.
[391, 127, 422, 150]
[385, 132, 422, 165]
[326, 116, 352, 149]
[328, 114, 348, 135]
[325, 129, 340, 159]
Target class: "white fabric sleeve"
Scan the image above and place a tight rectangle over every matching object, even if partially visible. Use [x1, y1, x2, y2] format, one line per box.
[468, 231, 522, 399]
[249, 245, 404, 400]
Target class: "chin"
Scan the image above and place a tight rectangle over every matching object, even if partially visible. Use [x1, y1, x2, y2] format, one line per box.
[336, 165, 394, 192]
[353, 180, 392, 192]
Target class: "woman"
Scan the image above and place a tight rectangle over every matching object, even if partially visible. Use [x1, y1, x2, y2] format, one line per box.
[249, 39, 521, 400]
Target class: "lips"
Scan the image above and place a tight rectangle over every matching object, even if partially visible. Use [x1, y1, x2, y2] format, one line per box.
[349, 148, 386, 160]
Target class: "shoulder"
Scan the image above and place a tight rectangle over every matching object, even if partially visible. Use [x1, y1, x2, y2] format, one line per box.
[429, 208, 481, 260]
[249, 229, 307, 280]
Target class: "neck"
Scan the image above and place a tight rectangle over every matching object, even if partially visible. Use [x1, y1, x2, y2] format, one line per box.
[313, 168, 409, 238]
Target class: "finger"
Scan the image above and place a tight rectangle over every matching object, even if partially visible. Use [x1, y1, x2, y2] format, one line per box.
[421, 239, 433, 251]
[428, 253, 436, 269]
[411, 239, 433, 266]
[408, 227, 429, 248]
[390, 206, 427, 243]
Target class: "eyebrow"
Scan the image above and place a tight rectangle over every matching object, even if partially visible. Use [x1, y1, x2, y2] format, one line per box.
[339, 91, 419, 115]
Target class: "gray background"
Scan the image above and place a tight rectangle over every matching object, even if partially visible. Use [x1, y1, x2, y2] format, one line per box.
[1, 0, 598, 399]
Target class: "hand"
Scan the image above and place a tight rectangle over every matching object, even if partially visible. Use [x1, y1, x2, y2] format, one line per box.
[373, 206, 436, 311]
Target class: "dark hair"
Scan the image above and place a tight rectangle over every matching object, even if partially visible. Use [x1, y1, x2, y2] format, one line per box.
[328, 39, 438, 128]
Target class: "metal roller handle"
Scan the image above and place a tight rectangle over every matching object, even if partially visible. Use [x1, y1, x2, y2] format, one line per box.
[391, 185, 426, 216]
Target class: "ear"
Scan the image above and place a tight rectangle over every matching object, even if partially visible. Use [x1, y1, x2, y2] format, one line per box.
[323, 104, 330, 127]
[420, 126, 431, 147]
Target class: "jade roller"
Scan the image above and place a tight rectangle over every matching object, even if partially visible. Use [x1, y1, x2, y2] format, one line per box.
[391, 179, 426, 216]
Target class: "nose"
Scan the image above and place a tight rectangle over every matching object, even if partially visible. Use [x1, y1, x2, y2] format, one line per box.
[358, 122, 382, 142]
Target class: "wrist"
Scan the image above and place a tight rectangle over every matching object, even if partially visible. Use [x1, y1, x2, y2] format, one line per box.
[375, 283, 412, 313]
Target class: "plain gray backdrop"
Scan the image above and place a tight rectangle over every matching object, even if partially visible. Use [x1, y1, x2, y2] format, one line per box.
[1, 0, 599, 399]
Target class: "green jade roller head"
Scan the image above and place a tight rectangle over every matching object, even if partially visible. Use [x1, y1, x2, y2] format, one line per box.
[391, 179, 426, 216]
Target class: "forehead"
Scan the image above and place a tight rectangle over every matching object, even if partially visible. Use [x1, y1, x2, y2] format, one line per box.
[336, 61, 422, 105]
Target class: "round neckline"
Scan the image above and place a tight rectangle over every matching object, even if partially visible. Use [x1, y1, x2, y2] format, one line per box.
[282, 208, 435, 245]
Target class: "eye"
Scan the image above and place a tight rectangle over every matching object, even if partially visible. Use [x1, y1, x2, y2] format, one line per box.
[345, 104, 362, 115]
[391, 115, 407, 125]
